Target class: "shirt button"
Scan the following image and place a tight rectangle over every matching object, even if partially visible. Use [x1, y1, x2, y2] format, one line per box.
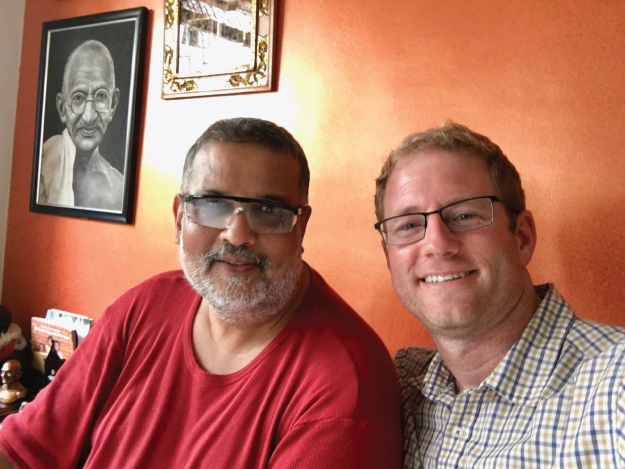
[451, 426, 466, 439]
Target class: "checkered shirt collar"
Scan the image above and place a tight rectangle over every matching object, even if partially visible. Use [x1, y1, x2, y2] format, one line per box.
[420, 284, 577, 405]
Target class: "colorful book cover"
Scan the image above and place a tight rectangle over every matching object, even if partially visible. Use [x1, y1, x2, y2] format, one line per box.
[31, 317, 77, 375]
[44, 309, 93, 346]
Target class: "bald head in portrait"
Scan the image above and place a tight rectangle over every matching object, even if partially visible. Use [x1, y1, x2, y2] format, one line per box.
[38, 40, 123, 211]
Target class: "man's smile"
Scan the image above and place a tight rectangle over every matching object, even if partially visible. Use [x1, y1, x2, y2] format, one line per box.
[76, 125, 102, 135]
[421, 270, 475, 284]
[216, 255, 258, 268]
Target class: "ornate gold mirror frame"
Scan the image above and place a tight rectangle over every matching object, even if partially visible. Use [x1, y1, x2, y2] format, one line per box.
[162, 0, 276, 98]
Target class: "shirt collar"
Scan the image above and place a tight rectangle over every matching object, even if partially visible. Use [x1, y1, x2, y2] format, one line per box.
[421, 284, 578, 405]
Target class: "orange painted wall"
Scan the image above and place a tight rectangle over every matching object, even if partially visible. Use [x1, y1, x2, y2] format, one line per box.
[3, 0, 625, 353]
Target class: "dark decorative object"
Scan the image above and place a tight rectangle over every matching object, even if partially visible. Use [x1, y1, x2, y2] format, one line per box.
[0, 306, 12, 334]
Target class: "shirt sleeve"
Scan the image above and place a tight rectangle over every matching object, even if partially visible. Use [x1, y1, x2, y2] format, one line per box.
[268, 417, 403, 468]
[0, 310, 124, 469]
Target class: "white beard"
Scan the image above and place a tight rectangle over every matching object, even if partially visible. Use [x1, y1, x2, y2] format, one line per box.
[179, 233, 302, 325]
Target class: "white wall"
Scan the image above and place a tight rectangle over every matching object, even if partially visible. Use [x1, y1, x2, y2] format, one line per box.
[0, 0, 26, 303]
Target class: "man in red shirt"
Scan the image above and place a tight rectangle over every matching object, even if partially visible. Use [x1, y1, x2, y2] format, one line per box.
[0, 118, 402, 468]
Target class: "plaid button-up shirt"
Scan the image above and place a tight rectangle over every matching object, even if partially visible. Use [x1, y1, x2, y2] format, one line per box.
[394, 284, 625, 469]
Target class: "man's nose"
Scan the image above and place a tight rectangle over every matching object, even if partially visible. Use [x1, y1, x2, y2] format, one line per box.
[419, 213, 459, 257]
[219, 209, 257, 247]
[80, 99, 98, 123]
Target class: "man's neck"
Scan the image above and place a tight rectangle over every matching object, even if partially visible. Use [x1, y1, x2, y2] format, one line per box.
[433, 279, 541, 393]
[192, 265, 310, 375]
[73, 148, 100, 172]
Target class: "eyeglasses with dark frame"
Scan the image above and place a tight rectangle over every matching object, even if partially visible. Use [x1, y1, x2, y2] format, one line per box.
[375, 196, 501, 246]
[65, 88, 112, 114]
[182, 194, 305, 235]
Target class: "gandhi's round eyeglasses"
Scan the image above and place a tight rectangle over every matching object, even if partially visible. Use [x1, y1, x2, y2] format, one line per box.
[183, 194, 305, 235]
[66, 89, 111, 114]
[375, 196, 501, 246]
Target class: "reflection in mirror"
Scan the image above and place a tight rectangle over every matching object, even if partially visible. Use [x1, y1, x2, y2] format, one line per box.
[163, 0, 276, 98]
[178, 0, 254, 76]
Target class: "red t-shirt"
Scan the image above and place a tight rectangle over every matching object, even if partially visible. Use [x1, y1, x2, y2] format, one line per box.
[0, 268, 402, 468]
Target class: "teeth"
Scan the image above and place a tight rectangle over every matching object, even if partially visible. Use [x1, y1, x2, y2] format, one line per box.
[423, 271, 470, 284]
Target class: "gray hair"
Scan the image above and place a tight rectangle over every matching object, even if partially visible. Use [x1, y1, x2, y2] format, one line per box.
[181, 118, 310, 204]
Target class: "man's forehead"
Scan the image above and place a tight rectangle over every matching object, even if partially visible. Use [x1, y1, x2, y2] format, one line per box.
[193, 142, 297, 172]
[187, 142, 301, 199]
[392, 149, 491, 184]
[384, 149, 493, 212]
[65, 50, 114, 88]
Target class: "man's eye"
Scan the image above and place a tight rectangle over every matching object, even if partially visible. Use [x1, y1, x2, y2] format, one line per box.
[204, 198, 222, 205]
[95, 90, 110, 101]
[71, 93, 86, 104]
[393, 219, 424, 233]
[201, 198, 229, 210]
[453, 212, 477, 222]
[399, 223, 415, 231]
[259, 205, 279, 214]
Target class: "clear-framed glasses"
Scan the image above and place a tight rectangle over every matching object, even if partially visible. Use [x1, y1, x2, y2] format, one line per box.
[183, 194, 305, 234]
[375, 196, 501, 246]
[66, 88, 112, 114]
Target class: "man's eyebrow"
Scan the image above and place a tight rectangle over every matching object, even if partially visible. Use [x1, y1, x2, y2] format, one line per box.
[195, 190, 296, 207]
[392, 205, 427, 217]
[197, 190, 226, 196]
[67, 80, 111, 92]
[392, 197, 470, 217]
[258, 195, 296, 206]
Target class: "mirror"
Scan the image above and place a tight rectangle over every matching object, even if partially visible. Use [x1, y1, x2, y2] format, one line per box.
[162, 0, 276, 98]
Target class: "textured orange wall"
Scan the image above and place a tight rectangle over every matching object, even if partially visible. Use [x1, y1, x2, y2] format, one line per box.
[3, 0, 625, 353]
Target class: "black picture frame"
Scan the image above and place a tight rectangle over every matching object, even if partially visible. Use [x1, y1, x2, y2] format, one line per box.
[29, 8, 148, 224]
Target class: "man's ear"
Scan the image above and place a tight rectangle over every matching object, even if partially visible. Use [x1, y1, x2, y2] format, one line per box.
[109, 88, 120, 121]
[514, 210, 537, 266]
[173, 194, 184, 245]
[56, 93, 67, 124]
[297, 206, 312, 244]
[382, 240, 390, 270]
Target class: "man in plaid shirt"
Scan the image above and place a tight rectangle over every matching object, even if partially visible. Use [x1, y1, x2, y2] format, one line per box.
[374, 122, 625, 468]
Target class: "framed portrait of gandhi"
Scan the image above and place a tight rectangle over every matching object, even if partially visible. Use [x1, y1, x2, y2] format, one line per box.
[29, 8, 148, 224]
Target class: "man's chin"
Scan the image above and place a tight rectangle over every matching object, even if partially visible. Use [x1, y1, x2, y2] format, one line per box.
[204, 276, 285, 322]
[72, 133, 103, 153]
[182, 263, 267, 321]
[191, 272, 301, 325]
[180, 245, 303, 325]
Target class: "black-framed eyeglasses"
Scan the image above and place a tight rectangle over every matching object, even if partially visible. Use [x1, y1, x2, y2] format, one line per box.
[183, 194, 305, 234]
[375, 196, 501, 246]
[65, 88, 112, 114]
